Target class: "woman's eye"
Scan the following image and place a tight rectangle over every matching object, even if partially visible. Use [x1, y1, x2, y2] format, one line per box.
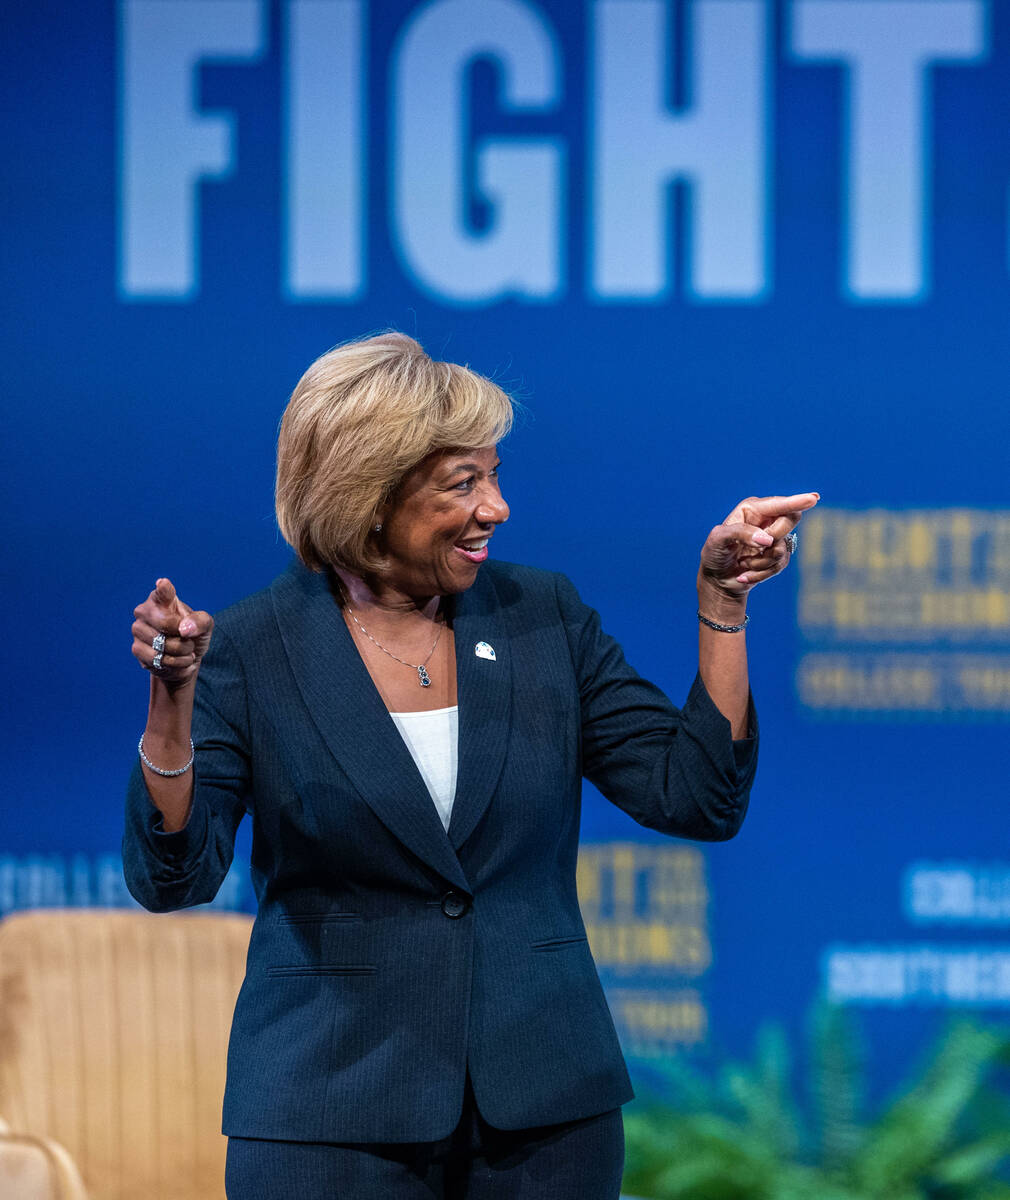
[455, 476, 475, 490]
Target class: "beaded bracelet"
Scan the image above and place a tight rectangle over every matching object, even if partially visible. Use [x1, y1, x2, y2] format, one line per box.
[697, 610, 750, 634]
[138, 735, 195, 777]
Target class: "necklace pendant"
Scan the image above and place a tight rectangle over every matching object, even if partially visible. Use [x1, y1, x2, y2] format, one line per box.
[417, 665, 431, 688]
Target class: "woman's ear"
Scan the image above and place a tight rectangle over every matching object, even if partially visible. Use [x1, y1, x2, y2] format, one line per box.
[371, 503, 388, 535]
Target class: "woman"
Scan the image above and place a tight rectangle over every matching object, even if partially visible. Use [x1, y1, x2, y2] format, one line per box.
[125, 331, 817, 1199]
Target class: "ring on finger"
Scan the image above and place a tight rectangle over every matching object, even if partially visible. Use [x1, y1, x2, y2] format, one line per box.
[152, 652, 164, 671]
[785, 530, 798, 555]
[152, 632, 166, 653]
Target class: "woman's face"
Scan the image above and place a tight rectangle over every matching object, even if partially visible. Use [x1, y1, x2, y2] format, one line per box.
[378, 446, 509, 598]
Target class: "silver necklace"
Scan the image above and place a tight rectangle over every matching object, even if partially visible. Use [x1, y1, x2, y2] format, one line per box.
[340, 586, 444, 688]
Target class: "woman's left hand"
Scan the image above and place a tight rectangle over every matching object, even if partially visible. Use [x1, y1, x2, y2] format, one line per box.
[699, 493, 820, 600]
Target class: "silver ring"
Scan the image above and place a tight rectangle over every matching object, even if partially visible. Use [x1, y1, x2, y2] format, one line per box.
[152, 633, 166, 653]
[152, 652, 164, 671]
[785, 530, 798, 555]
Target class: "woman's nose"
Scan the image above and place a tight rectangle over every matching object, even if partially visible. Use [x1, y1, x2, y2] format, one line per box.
[476, 488, 510, 526]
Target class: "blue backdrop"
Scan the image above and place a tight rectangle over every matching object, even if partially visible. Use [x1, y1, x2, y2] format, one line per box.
[6, 0, 1010, 1101]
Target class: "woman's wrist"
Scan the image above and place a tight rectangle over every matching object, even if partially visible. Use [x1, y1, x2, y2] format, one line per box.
[145, 673, 197, 755]
[696, 573, 748, 625]
[149, 667, 200, 698]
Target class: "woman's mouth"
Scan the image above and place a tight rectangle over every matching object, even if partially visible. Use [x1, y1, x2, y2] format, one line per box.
[454, 537, 489, 564]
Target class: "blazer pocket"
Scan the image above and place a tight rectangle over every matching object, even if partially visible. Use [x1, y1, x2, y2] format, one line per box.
[266, 964, 377, 977]
[276, 912, 361, 925]
[530, 935, 588, 952]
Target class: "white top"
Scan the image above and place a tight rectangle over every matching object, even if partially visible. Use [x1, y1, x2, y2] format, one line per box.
[388, 705, 459, 831]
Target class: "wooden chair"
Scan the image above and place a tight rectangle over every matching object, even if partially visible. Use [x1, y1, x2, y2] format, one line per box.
[0, 909, 252, 1200]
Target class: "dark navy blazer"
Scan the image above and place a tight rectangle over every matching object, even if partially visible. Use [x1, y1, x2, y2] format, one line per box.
[123, 559, 757, 1143]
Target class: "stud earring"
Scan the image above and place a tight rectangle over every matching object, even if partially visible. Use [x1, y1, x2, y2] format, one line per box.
[373, 523, 382, 533]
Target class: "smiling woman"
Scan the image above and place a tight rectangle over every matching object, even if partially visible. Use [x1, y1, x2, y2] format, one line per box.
[124, 330, 816, 1200]
[332, 443, 511, 714]
[275, 333, 513, 577]
[371, 446, 509, 596]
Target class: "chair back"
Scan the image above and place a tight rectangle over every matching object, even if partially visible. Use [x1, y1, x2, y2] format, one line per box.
[0, 909, 251, 1200]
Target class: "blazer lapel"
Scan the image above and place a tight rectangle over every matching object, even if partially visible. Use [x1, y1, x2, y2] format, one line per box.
[271, 561, 470, 893]
[448, 568, 513, 850]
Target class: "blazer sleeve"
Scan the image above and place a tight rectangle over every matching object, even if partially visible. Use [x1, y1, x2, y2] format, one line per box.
[555, 572, 758, 841]
[122, 625, 250, 912]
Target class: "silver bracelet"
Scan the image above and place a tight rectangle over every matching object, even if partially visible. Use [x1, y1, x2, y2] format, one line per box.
[698, 610, 750, 634]
[138, 735, 195, 777]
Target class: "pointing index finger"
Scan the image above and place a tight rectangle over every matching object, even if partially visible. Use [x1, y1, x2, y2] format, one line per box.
[743, 493, 820, 519]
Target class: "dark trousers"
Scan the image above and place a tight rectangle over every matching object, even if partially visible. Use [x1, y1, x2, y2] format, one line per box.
[225, 1084, 625, 1199]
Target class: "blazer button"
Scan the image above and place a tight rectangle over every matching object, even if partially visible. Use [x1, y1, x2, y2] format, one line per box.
[441, 891, 469, 919]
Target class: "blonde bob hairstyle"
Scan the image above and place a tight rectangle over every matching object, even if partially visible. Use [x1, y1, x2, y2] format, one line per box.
[276, 332, 514, 575]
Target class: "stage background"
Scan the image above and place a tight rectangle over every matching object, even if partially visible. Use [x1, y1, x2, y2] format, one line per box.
[6, 0, 1010, 1147]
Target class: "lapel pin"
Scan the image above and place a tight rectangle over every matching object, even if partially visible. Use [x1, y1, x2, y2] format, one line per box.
[474, 641, 496, 661]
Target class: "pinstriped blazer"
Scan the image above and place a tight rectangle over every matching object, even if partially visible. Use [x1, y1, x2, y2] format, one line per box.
[123, 558, 757, 1143]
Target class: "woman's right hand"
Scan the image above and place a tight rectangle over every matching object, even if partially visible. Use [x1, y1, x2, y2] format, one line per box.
[132, 578, 214, 687]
